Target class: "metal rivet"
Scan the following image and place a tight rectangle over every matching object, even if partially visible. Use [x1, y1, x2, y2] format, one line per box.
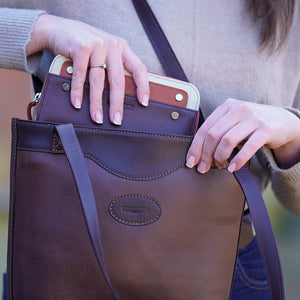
[62, 83, 71, 92]
[171, 112, 179, 120]
[66, 66, 73, 74]
[175, 93, 183, 102]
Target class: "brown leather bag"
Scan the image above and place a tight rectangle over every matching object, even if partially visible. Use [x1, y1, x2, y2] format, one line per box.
[9, 117, 246, 299]
[7, 75, 283, 300]
[6, 1, 284, 299]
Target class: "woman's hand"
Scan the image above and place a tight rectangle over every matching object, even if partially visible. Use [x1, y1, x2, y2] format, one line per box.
[26, 13, 149, 125]
[186, 99, 300, 173]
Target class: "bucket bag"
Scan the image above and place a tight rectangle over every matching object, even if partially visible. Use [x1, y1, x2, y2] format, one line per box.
[6, 1, 284, 299]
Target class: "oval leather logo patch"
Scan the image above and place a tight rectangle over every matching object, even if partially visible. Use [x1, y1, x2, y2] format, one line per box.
[109, 194, 161, 226]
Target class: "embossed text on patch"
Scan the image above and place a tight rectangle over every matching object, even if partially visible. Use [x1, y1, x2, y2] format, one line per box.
[109, 194, 161, 226]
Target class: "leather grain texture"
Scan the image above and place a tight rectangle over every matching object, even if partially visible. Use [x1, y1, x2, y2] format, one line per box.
[8, 118, 245, 300]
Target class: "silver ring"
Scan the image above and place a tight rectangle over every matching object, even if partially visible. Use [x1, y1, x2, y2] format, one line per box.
[90, 63, 107, 69]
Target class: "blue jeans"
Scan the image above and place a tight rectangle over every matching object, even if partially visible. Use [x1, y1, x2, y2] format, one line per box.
[2, 237, 271, 299]
[2, 273, 6, 300]
[230, 236, 270, 299]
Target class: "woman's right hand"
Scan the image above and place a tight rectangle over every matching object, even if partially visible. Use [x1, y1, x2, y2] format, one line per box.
[26, 13, 149, 125]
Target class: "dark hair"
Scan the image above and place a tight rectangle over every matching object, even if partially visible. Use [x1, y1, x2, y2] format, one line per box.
[248, 0, 296, 52]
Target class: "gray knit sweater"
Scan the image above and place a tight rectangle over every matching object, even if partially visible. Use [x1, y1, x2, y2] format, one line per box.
[0, 0, 299, 214]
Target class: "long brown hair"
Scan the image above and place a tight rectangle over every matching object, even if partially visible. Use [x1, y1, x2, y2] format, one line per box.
[248, 0, 296, 52]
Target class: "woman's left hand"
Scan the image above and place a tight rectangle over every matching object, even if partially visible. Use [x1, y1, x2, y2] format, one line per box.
[186, 99, 300, 173]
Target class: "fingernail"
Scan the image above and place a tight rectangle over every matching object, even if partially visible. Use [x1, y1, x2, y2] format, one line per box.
[95, 111, 103, 124]
[197, 162, 207, 174]
[186, 156, 195, 168]
[74, 98, 81, 109]
[113, 112, 122, 125]
[228, 163, 236, 173]
[142, 94, 149, 107]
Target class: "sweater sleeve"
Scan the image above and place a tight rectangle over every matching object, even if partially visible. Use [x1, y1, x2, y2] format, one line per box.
[0, 7, 45, 74]
[262, 107, 300, 217]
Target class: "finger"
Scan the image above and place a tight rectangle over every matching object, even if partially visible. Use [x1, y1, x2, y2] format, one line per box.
[227, 130, 266, 172]
[123, 44, 149, 106]
[186, 102, 230, 170]
[106, 44, 125, 125]
[197, 98, 235, 134]
[213, 118, 257, 168]
[185, 129, 205, 170]
[199, 111, 241, 171]
[89, 51, 106, 124]
[70, 53, 89, 109]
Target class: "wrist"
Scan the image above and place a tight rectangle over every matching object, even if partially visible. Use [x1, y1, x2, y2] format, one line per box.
[26, 13, 58, 56]
[272, 115, 300, 169]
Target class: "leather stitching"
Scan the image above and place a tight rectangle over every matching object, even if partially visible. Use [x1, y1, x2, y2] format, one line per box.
[17, 119, 193, 141]
[9, 119, 17, 298]
[17, 145, 185, 180]
[52, 132, 63, 152]
[84, 153, 185, 180]
[17, 147, 52, 152]
[16, 142, 186, 180]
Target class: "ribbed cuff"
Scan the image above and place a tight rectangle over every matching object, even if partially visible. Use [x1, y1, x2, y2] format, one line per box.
[262, 146, 300, 215]
[0, 8, 45, 73]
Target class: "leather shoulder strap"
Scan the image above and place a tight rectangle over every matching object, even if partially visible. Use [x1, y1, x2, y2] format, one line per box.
[131, 1, 285, 299]
[131, 0, 205, 124]
[234, 165, 284, 300]
[56, 124, 120, 300]
[132, 0, 188, 82]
